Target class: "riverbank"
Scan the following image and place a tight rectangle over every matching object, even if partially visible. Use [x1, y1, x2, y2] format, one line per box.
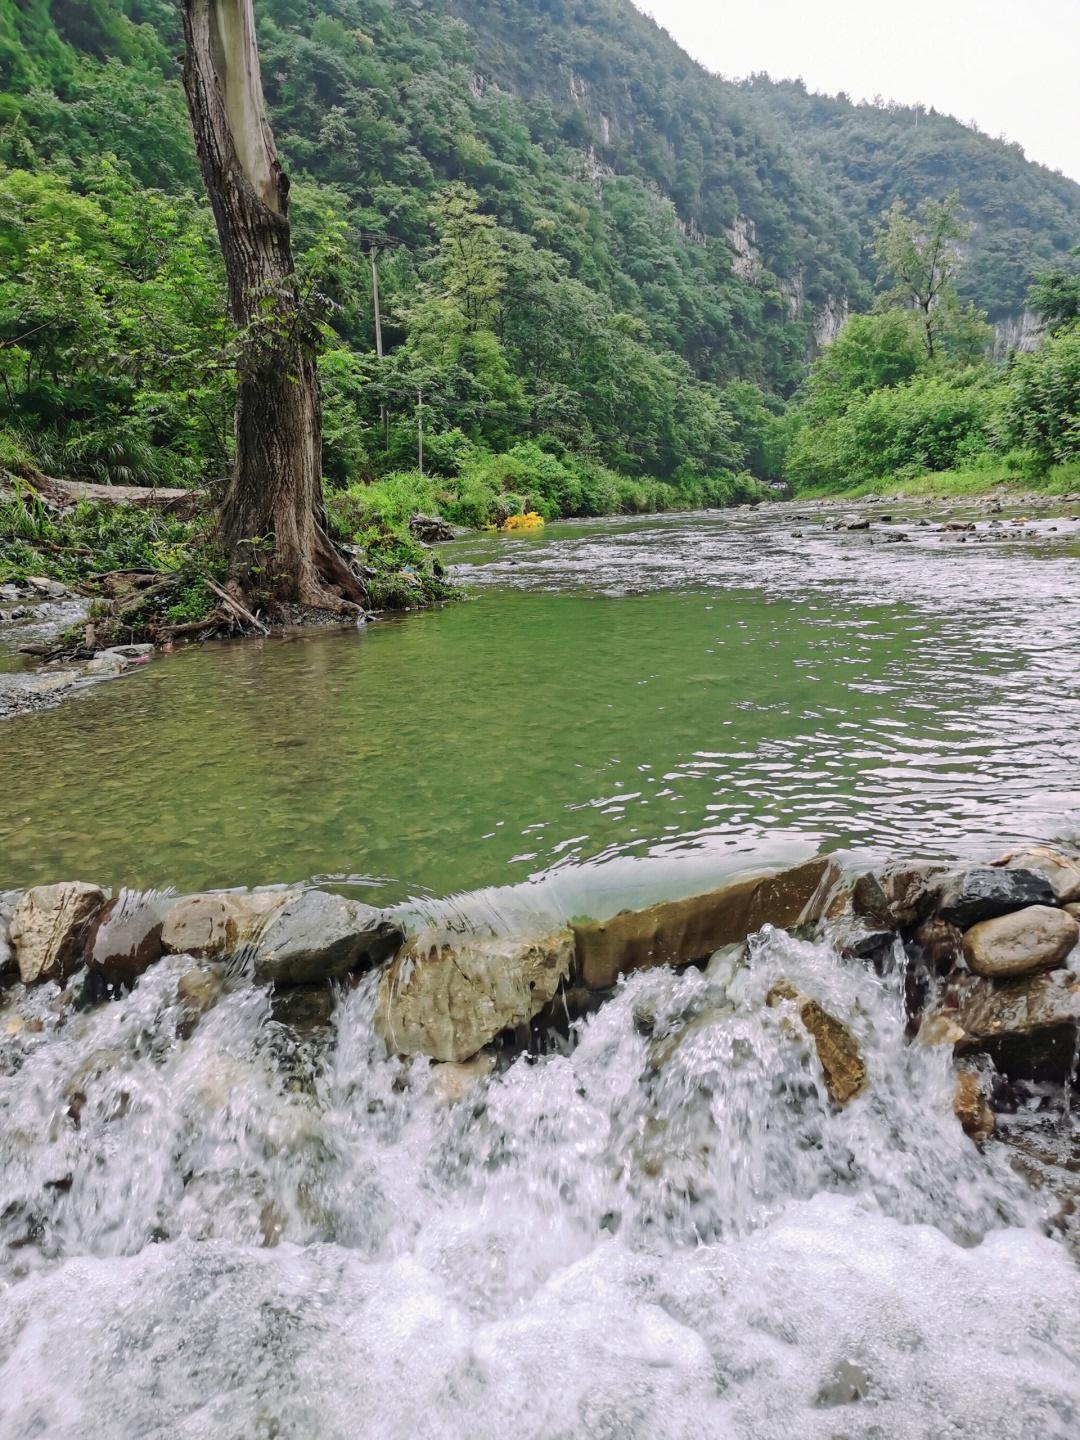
[793, 456, 1080, 503]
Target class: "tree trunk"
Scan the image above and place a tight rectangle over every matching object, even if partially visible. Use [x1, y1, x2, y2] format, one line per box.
[179, 0, 363, 610]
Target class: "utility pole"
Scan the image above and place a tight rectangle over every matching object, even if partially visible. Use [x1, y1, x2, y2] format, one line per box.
[369, 241, 384, 360]
[417, 387, 424, 476]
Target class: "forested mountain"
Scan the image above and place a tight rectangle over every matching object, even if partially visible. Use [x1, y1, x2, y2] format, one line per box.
[751, 76, 1080, 321]
[0, 0, 1077, 498]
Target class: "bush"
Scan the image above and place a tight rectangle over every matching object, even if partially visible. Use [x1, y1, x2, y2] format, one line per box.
[787, 370, 994, 488]
[1003, 325, 1080, 467]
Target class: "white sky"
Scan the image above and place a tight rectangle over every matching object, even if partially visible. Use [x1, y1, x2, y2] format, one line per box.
[637, 0, 1080, 182]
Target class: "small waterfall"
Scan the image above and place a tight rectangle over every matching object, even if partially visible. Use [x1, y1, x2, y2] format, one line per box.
[1, 927, 1078, 1438]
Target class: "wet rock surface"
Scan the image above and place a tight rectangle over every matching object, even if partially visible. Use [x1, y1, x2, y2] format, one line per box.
[993, 845, 1080, 905]
[936, 867, 1056, 928]
[923, 971, 1080, 1081]
[89, 890, 170, 983]
[377, 929, 575, 1062]
[10, 882, 107, 984]
[573, 856, 840, 990]
[161, 889, 298, 961]
[247, 890, 403, 985]
[766, 978, 867, 1105]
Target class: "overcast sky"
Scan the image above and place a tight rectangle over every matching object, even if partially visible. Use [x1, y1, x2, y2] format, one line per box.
[637, 0, 1080, 183]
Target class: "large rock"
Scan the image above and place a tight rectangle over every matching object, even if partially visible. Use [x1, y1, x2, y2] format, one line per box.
[992, 845, 1080, 905]
[766, 979, 867, 1105]
[89, 890, 170, 983]
[574, 856, 841, 990]
[935, 867, 1055, 928]
[920, 971, 1080, 1081]
[161, 889, 297, 960]
[962, 905, 1079, 979]
[376, 930, 574, 1062]
[248, 890, 403, 985]
[10, 882, 107, 984]
[408, 513, 456, 543]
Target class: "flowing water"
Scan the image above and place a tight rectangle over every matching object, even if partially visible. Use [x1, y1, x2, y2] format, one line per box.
[1, 501, 1080, 913]
[3, 499, 1080, 1436]
[2, 931, 1078, 1438]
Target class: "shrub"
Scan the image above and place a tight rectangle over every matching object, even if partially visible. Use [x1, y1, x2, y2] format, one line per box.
[1003, 325, 1080, 467]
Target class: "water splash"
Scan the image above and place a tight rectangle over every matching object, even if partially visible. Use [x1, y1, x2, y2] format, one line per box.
[1, 928, 1078, 1437]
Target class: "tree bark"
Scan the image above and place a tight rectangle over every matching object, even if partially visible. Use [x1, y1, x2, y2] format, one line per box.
[179, 0, 363, 609]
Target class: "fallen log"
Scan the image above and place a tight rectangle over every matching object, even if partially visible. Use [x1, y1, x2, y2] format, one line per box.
[10, 473, 207, 519]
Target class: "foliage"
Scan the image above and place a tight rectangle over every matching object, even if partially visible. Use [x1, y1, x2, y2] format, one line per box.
[787, 370, 995, 488]
[751, 75, 1080, 321]
[871, 195, 991, 362]
[1002, 325, 1080, 467]
[1028, 249, 1080, 334]
[0, 0, 1077, 519]
[0, 161, 230, 487]
[0, 486, 214, 587]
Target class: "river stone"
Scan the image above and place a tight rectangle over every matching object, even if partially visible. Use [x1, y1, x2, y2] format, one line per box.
[25, 575, 69, 598]
[0, 891, 18, 978]
[11, 882, 108, 984]
[161, 889, 298, 960]
[992, 845, 1080, 905]
[953, 1069, 995, 1141]
[85, 651, 126, 677]
[89, 890, 169, 982]
[429, 1050, 496, 1104]
[766, 979, 867, 1105]
[920, 971, 1080, 1081]
[409, 512, 456, 543]
[936, 867, 1055, 928]
[376, 930, 574, 1062]
[248, 890, 403, 985]
[574, 856, 841, 990]
[854, 862, 951, 928]
[962, 905, 1079, 979]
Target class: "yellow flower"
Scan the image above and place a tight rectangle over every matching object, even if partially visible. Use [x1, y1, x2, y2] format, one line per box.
[501, 512, 544, 531]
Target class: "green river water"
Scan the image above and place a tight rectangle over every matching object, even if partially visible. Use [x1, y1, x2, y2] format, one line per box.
[2, 501, 1079, 910]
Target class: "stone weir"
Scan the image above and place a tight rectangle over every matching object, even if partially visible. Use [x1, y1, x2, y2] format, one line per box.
[3, 847, 1079, 1132]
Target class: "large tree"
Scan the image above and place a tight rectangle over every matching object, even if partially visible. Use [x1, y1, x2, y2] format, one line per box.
[179, 0, 363, 610]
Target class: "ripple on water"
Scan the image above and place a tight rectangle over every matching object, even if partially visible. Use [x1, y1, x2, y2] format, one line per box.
[0, 504, 1078, 901]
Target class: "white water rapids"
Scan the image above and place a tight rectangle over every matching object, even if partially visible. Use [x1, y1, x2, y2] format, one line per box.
[2, 926, 1079, 1438]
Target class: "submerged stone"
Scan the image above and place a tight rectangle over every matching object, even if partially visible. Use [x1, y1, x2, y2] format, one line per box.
[573, 856, 840, 990]
[89, 890, 170, 983]
[376, 929, 574, 1062]
[962, 905, 1079, 979]
[953, 1069, 995, 1142]
[11, 882, 107, 984]
[161, 889, 298, 960]
[428, 1050, 496, 1104]
[766, 979, 867, 1105]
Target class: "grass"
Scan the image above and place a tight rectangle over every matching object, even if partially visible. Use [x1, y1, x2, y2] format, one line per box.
[793, 455, 1080, 503]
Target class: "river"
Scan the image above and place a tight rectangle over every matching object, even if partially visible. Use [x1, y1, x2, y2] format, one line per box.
[1, 498, 1080, 1437]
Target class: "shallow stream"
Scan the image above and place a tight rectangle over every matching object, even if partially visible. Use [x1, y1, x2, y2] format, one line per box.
[2, 499, 1079, 910]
